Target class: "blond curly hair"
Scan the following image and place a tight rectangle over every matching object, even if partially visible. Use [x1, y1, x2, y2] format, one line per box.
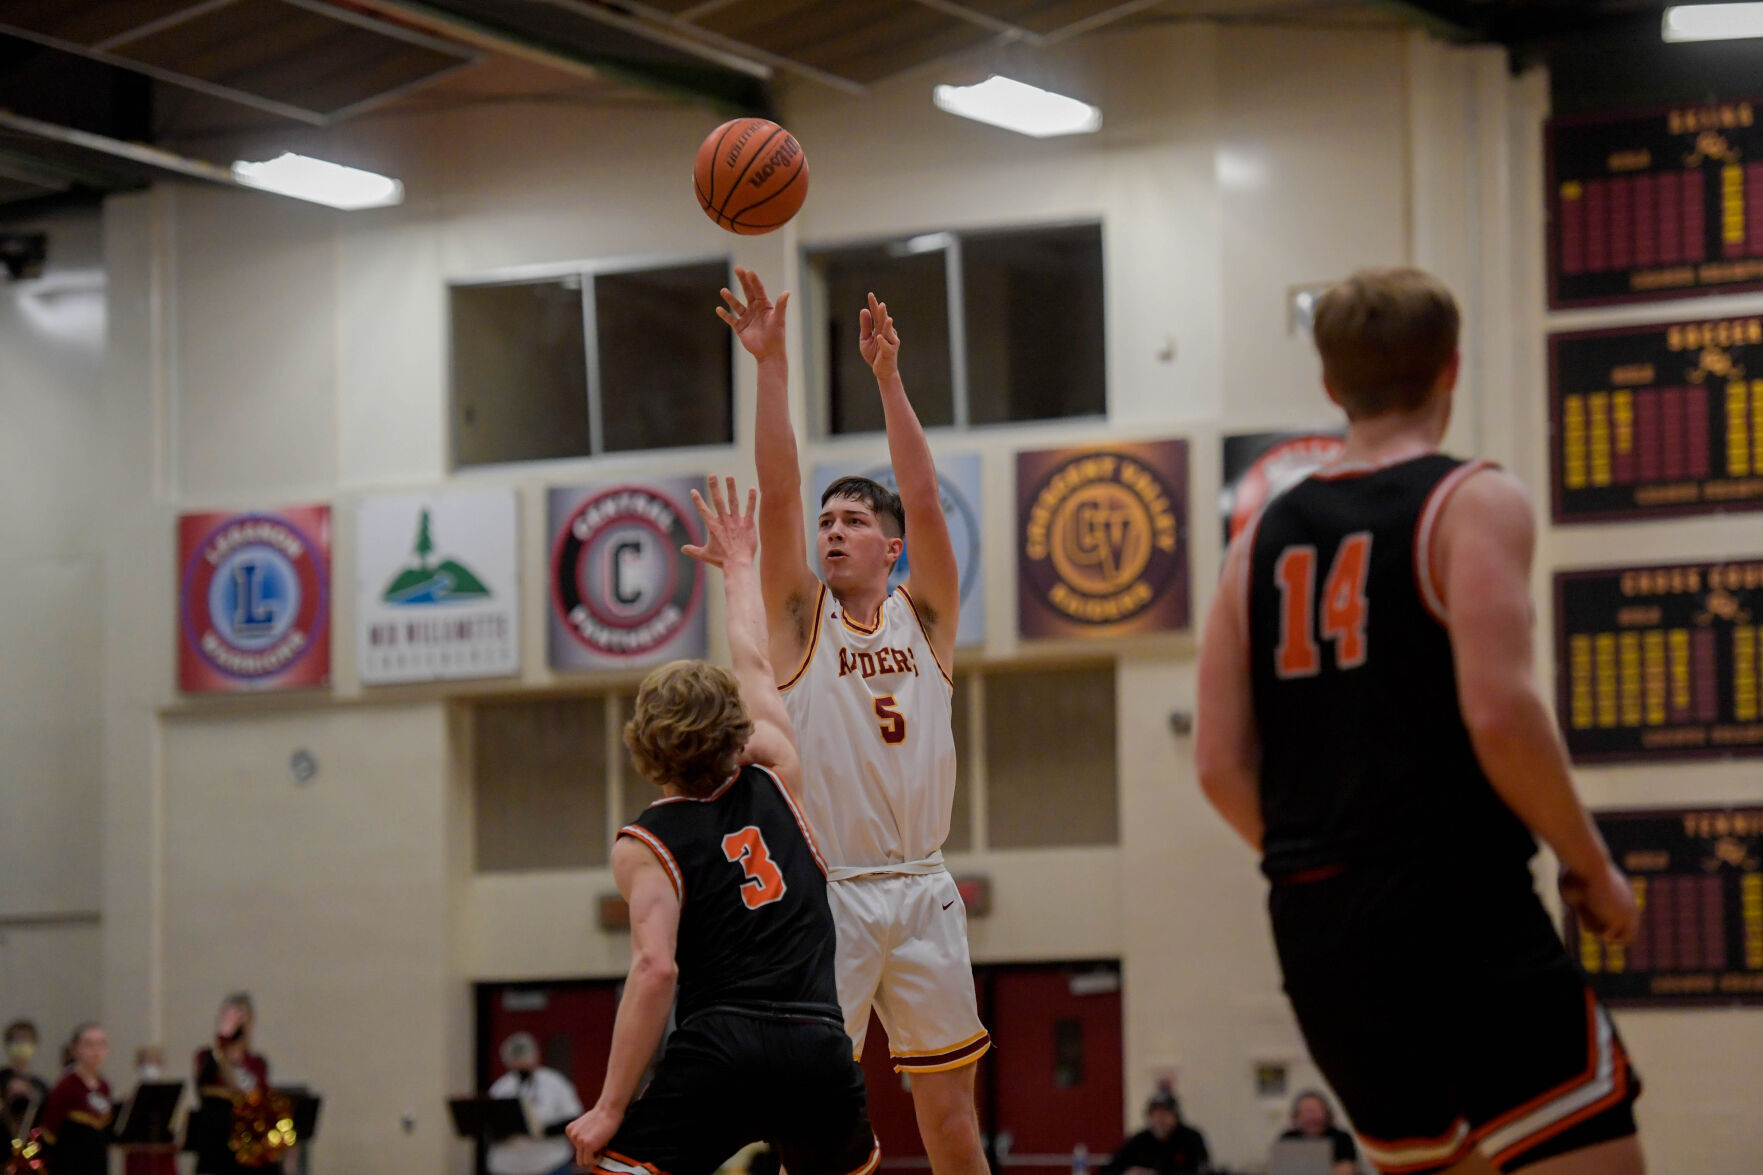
[625, 660, 753, 797]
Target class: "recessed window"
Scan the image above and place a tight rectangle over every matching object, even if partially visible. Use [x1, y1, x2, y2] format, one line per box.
[450, 259, 732, 466]
[808, 223, 1104, 435]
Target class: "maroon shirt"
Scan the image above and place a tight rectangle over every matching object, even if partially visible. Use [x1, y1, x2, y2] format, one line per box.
[40, 1071, 113, 1175]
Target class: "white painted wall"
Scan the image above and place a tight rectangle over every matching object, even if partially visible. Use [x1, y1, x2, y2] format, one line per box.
[60, 17, 1760, 1175]
[0, 205, 106, 1056]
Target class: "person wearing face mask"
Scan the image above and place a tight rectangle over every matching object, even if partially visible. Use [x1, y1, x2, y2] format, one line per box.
[190, 994, 270, 1175]
[0, 1019, 50, 1141]
[40, 1022, 114, 1175]
[486, 1033, 582, 1175]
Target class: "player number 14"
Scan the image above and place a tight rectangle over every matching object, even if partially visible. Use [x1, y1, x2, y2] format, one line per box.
[1273, 532, 1372, 679]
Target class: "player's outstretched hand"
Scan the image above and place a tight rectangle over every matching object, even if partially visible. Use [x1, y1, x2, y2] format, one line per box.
[1560, 859, 1638, 945]
[566, 1105, 622, 1170]
[717, 266, 790, 362]
[858, 291, 900, 381]
[682, 475, 758, 569]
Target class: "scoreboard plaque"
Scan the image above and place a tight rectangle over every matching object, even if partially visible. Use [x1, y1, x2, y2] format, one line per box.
[1554, 559, 1763, 763]
[1549, 318, 1763, 523]
[1549, 100, 1763, 307]
[1566, 808, 1763, 1007]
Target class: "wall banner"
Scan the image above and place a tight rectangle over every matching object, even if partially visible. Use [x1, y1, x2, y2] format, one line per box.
[547, 479, 708, 671]
[177, 505, 332, 693]
[810, 453, 985, 647]
[1016, 439, 1189, 639]
[1220, 431, 1344, 543]
[356, 488, 520, 684]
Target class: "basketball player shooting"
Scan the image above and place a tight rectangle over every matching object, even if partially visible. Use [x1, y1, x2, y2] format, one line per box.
[1195, 269, 1644, 1175]
[718, 268, 989, 1175]
[566, 476, 878, 1175]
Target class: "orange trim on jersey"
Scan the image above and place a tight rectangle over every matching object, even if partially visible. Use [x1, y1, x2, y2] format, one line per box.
[1233, 504, 1266, 633]
[617, 825, 684, 901]
[597, 1149, 673, 1175]
[896, 585, 955, 686]
[755, 765, 829, 875]
[1412, 459, 1496, 625]
[778, 585, 827, 694]
[894, 1036, 991, 1074]
[1488, 1055, 1631, 1170]
[1309, 449, 1439, 481]
[1355, 1118, 1473, 1174]
[843, 1138, 883, 1175]
[1470, 990, 1629, 1166]
[647, 772, 741, 807]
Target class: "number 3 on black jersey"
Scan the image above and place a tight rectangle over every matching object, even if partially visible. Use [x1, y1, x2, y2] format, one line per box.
[1273, 532, 1372, 679]
[721, 826, 787, 910]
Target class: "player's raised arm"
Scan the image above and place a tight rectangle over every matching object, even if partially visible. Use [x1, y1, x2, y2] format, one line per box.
[718, 268, 820, 677]
[682, 476, 802, 788]
[862, 293, 958, 670]
[1195, 530, 1265, 852]
[567, 836, 679, 1168]
[1435, 469, 1637, 944]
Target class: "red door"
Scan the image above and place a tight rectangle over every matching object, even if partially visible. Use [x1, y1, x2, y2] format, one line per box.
[476, 980, 622, 1103]
[854, 962, 1123, 1170]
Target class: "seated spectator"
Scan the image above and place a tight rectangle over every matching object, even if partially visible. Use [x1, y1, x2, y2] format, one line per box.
[1278, 1090, 1358, 1175]
[1100, 1089, 1209, 1175]
[486, 1032, 582, 1175]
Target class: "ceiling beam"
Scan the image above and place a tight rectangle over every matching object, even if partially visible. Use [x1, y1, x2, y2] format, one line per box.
[1356, 0, 1483, 41]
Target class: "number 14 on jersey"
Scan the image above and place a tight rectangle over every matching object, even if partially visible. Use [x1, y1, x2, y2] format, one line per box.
[1274, 532, 1372, 679]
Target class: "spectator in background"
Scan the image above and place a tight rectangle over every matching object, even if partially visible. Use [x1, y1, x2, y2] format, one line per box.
[192, 993, 270, 1175]
[487, 1032, 582, 1175]
[1, 1019, 50, 1136]
[1100, 1089, 1209, 1175]
[1278, 1091, 1358, 1175]
[40, 1022, 114, 1175]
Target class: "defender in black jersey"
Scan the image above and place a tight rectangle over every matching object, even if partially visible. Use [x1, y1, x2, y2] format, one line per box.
[567, 478, 877, 1175]
[1196, 270, 1643, 1175]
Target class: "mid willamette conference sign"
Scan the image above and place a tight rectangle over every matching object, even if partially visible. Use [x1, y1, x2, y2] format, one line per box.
[178, 505, 332, 693]
[811, 453, 985, 647]
[355, 489, 520, 684]
[1016, 439, 1189, 639]
[548, 479, 708, 671]
[1219, 430, 1345, 543]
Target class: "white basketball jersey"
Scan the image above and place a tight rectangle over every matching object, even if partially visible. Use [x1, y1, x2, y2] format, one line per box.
[781, 584, 956, 870]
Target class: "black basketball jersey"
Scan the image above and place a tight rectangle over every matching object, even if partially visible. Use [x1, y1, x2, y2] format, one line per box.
[1245, 452, 1534, 878]
[619, 764, 839, 1022]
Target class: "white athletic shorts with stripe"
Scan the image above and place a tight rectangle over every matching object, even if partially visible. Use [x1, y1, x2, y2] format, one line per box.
[828, 871, 991, 1074]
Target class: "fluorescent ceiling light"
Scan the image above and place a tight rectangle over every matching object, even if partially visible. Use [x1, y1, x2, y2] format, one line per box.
[231, 152, 403, 210]
[1663, 4, 1763, 42]
[932, 75, 1101, 138]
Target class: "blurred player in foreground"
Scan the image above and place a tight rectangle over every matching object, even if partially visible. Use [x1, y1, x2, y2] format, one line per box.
[1196, 268, 1644, 1175]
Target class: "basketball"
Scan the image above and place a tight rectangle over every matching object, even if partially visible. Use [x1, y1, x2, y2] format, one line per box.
[694, 117, 808, 235]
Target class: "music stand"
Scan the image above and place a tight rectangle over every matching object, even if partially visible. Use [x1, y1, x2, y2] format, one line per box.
[273, 1087, 322, 1175]
[113, 1080, 184, 1148]
[448, 1096, 530, 1146]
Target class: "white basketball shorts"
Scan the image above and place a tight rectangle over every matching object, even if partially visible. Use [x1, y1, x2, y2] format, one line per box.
[826, 870, 991, 1074]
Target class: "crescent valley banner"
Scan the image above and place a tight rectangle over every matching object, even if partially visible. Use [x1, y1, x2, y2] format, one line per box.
[811, 453, 985, 647]
[1017, 439, 1190, 639]
[548, 478, 708, 671]
[178, 505, 332, 693]
[356, 488, 520, 684]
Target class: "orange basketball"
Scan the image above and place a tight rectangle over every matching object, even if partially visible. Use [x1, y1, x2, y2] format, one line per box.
[694, 117, 808, 235]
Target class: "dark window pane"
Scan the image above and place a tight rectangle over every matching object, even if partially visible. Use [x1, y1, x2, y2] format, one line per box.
[474, 697, 607, 871]
[596, 262, 733, 452]
[812, 244, 953, 435]
[1054, 1018, 1084, 1088]
[451, 279, 590, 466]
[984, 665, 1117, 848]
[962, 224, 1105, 425]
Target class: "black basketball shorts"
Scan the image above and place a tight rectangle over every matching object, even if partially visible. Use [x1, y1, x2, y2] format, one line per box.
[591, 1004, 878, 1175]
[1269, 862, 1640, 1174]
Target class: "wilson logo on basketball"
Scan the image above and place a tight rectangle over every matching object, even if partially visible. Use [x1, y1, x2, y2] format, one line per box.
[747, 139, 800, 187]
